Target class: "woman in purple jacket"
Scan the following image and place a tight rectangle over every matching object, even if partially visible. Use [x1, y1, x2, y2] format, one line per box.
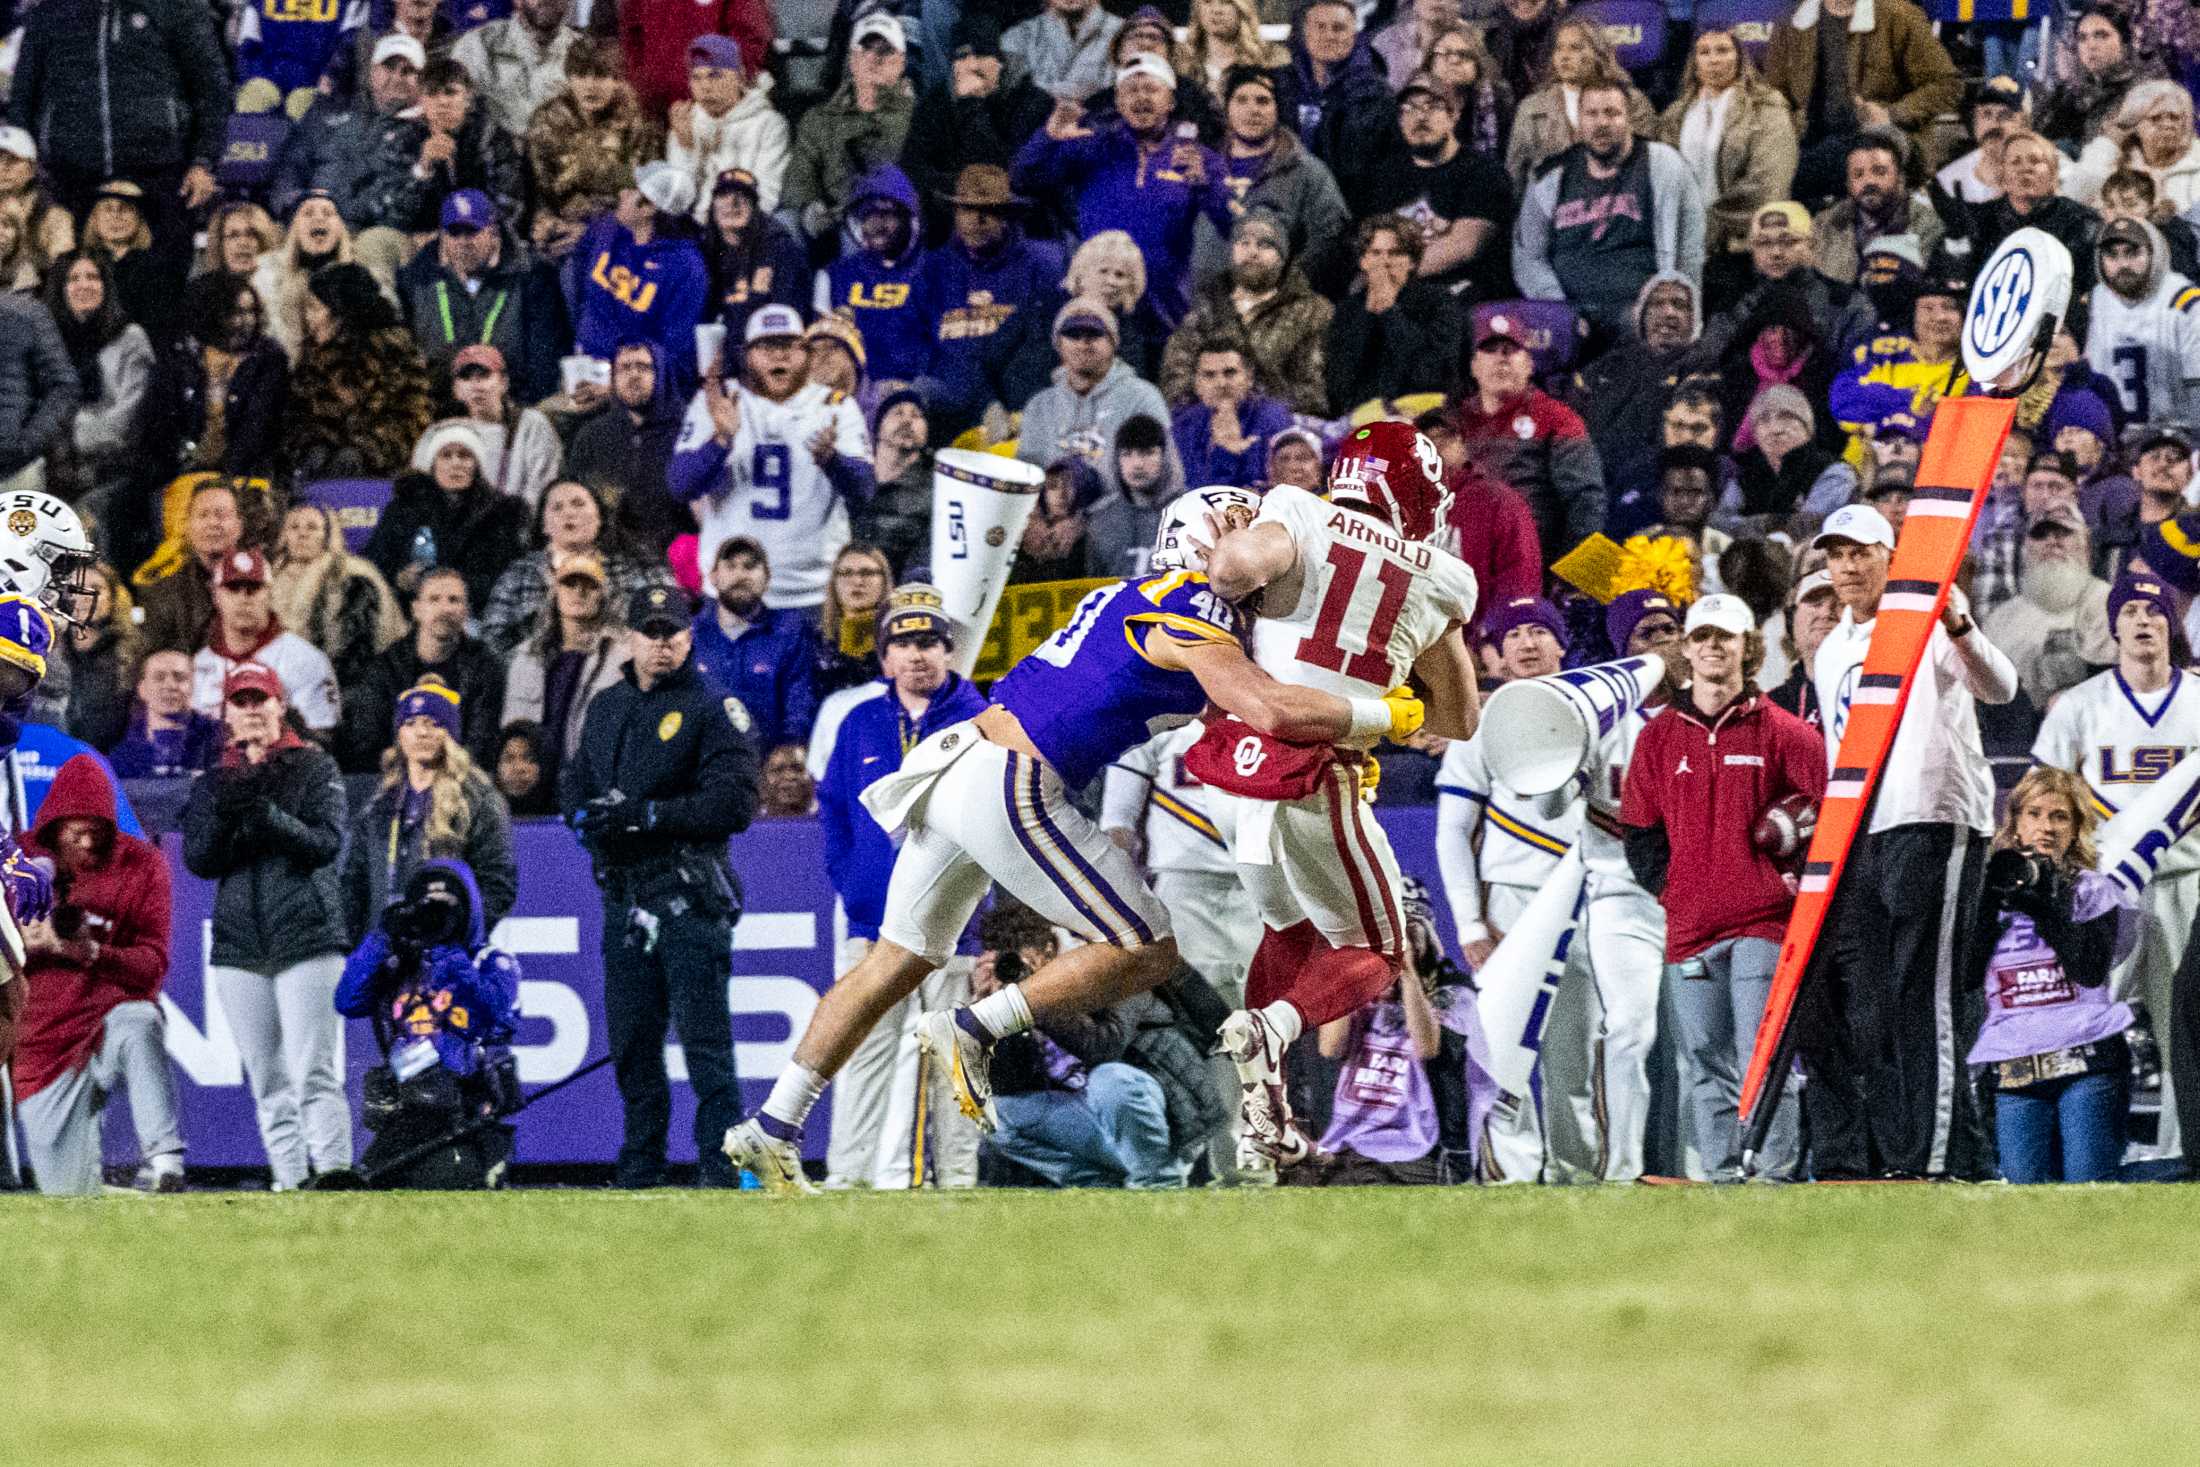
[1967, 767, 2135, 1184]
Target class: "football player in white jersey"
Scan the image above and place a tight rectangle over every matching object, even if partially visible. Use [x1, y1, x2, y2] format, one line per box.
[1101, 723, 1268, 1178]
[1196, 419, 1483, 1161]
[2033, 572, 2200, 1161]
[1434, 595, 1585, 1181]
[2087, 217, 2200, 427]
[1554, 589, 1683, 1183]
[668, 303, 872, 611]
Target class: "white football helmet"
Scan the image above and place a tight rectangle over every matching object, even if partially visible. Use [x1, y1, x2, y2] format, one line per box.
[1152, 485, 1262, 574]
[0, 490, 97, 628]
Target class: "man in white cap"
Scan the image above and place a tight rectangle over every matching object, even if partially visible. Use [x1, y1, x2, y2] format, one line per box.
[670, 303, 873, 613]
[270, 33, 427, 223]
[2034, 572, 2200, 1165]
[1620, 593, 1827, 1180]
[1011, 52, 1232, 323]
[785, 12, 915, 241]
[1805, 502, 2016, 1180]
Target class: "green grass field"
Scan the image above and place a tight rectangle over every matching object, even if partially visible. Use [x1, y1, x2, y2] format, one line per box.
[9, 1185, 2200, 1465]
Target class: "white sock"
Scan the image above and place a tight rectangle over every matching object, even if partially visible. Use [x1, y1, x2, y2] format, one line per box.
[1257, 1001, 1304, 1048]
[967, 984, 1035, 1040]
[761, 1063, 827, 1131]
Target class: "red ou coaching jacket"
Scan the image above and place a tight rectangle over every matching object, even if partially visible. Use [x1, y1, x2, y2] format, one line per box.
[1618, 690, 1827, 962]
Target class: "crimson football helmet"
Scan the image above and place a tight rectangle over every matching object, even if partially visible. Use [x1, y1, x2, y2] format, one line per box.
[1326, 420, 1450, 542]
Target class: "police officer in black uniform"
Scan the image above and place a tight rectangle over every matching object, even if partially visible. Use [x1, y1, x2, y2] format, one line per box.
[562, 585, 759, 1187]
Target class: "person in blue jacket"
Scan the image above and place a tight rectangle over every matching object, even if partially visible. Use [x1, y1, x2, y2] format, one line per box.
[335, 858, 520, 1188]
[815, 165, 930, 384]
[1011, 54, 1232, 328]
[567, 162, 711, 395]
[239, 0, 369, 100]
[806, 582, 988, 1187]
[915, 164, 1066, 438]
[689, 535, 824, 757]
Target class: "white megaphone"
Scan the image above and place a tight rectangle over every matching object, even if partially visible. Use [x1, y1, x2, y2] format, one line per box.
[2098, 749, 2200, 902]
[1474, 848, 1589, 1106]
[929, 449, 1045, 677]
[1478, 655, 1667, 796]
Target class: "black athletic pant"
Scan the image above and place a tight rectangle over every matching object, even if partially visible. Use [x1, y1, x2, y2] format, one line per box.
[602, 904, 740, 1187]
[1797, 822, 1990, 1179]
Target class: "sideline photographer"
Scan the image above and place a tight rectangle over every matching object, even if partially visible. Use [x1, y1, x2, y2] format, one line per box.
[561, 585, 759, 1188]
[335, 862, 520, 1189]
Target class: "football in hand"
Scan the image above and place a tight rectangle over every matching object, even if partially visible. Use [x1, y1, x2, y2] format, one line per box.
[1753, 793, 1819, 865]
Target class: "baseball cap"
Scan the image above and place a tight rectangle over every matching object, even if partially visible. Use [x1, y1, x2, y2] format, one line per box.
[1115, 53, 1177, 89]
[223, 661, 284, 703]
[1973, 74, 2026, 114]
[713, 167, 761, 199]
[628, 584, 689, 633]
[0, 126, 34, 163]
[2137, 422, 2197, 458]
[851, 12, 907, 51]
[1812, 503, 1897, 551]
[1685, 593, 1756, 636]
[688, 33, 745, 72]
[372, 34, 428, 69]
[2110, 573, 2174, 631]
[713, 534, 767, 565]
[217, 548, 270, 588]
[745, 303, 805, 344]
[1791, 569, 1835, 605]
[2100, 216, 2151, 253]
[1053, 296, 1119, 342]
[452, 342, 505, 375]
[1751, 201, 1813, 239]
[1398, 71, 1456, 107]
[1473, 312, 1527, 350]
[440, 188, 494, 231]
[879, 583, 958, 644]
[552, 549, 607, 585]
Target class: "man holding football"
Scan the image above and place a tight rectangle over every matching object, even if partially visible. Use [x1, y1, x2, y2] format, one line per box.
[1617, 594, 1826, 1181]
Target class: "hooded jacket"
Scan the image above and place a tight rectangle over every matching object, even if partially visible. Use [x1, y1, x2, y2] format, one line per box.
[563, 338, 691, 552]
[1014, 357, 1179, 500]
[11, 755, 173, 1100]
[917, 225, 1067, 421]
[341, 764, 517, 945]
[336, 858, 520, 1078]
[665, 74, 792, 218]
[2085, 217, 2200, 427]
[1569, 269, 1712, 517]
[180, 730, 351, 974]
[566, 212, 711, 394]
[818, 165, 931, 382]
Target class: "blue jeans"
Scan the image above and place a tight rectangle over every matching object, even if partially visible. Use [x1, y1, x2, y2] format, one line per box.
[990, 1063, 1191, 1189]
[1994, 1071, 2125, 1183]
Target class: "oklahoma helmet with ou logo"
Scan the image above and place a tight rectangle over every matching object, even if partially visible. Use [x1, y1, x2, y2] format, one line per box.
[1326, 419, 1450, 542]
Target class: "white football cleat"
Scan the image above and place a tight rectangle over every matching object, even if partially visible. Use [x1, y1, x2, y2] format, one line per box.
[916, 1009, 997, 1133]
[1220, 1009, 1314, 1166]
[722, 1118, 818, 1196]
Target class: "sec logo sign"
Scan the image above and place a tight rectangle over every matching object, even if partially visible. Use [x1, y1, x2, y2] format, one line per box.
[1961, 227, 2073, 387]
[1967, 247, 2033, 361]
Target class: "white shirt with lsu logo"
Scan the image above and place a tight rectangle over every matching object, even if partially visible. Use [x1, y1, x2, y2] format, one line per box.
[2034, 665, 2200, 876]
[678, 381, 871, 609]
[1247, 484, 1478, 701]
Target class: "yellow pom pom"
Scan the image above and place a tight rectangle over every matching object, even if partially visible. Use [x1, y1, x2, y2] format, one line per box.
[1609, 534, 1697, 604]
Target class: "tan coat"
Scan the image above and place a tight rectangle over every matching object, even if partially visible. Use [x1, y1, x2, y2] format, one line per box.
[1656, 79, 1800, 254]
[1505, 83, 1659, 189]
[1760, 0, 1962, 135]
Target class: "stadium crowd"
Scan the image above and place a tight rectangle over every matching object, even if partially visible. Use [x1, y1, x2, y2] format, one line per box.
[7, 0, 2200, 1191]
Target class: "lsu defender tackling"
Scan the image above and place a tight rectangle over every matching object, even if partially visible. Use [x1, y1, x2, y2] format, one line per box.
[724, 485, 1427, 1192]
[1192, 421, 1483, 1162]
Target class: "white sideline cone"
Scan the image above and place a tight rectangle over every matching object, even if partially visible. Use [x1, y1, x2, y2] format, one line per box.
[1479, 654, 1666, 796]
[929, 449, 1044, 678]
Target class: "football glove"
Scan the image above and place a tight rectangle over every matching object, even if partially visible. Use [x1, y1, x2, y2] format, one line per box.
[1382, 685, 1425, 743]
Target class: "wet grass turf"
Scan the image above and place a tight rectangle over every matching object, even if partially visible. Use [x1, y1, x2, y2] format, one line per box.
[6, 1184, 2199, 1465]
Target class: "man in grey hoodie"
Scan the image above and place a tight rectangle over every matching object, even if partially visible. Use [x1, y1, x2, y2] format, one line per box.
[1015, 298, 1180, 499]
[1513, 81, 1706, 338]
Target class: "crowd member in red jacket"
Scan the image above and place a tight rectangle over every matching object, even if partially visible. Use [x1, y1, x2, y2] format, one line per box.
[12, 755, 181, 1195]
[1618, 594, 1825, 1182]
[620, 0, 777, 117]
[1419, 408, 1543, 637]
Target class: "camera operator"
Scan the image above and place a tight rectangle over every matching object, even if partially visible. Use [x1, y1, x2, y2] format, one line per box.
[180, 661, 353, 1190]
[335, 861, 520, 1189]
[1965, 768, 2134, 1184]
[561, 584, 759, 1188]
[12, 754, 183, 1195]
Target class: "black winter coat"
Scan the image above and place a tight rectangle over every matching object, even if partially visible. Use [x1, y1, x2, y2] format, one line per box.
[361, 108, 528, 236]
[337, 634, 508, 775]
[340, 767, 517, 943]
[0, 295, 79, 478]
[141, 335, 291, 486]
[1323, 280, 1463, 416]
[181, 740, 352, 973]
[361, 474, 530, 617]
[5, 0, 231, 177]
[901, 77, 1055, 244]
